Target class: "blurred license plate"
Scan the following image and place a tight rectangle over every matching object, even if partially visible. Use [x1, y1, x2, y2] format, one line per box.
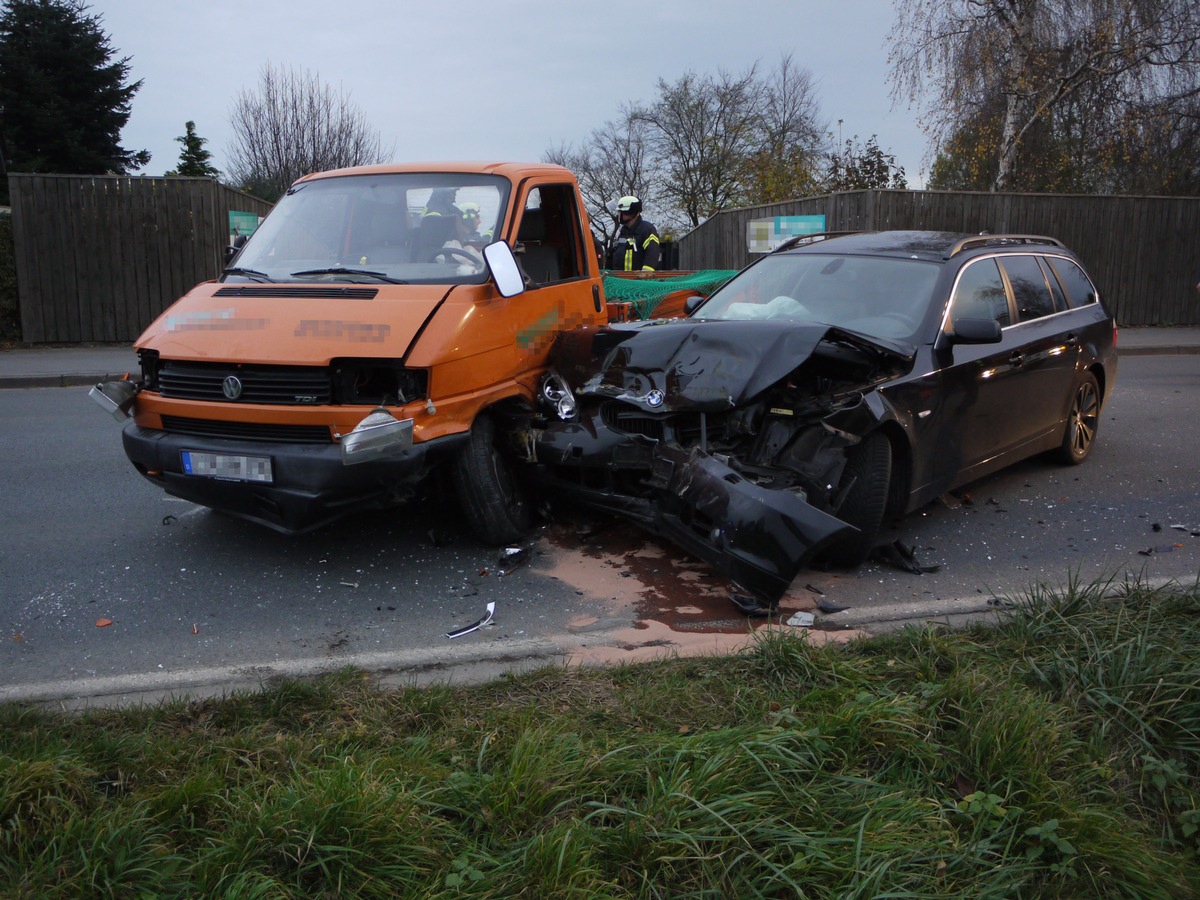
[180, 451, 273, 483]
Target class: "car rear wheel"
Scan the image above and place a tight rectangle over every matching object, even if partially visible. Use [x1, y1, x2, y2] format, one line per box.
[826, 431, 893, 567]
[1055, 372, 1100, 465]
[453, 414, 531, 544]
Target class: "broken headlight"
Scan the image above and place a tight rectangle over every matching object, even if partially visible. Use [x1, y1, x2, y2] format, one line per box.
[540, 370, 577, 421]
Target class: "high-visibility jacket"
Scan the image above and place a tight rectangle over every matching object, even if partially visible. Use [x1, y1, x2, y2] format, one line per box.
[609, 218, 661, 271]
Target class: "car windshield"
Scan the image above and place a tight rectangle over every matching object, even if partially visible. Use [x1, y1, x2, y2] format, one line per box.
[696, 252, 940, 342]
[226, 173, 510, 286]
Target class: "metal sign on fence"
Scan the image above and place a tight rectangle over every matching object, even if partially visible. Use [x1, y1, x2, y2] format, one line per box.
[747, 214, 827, 253]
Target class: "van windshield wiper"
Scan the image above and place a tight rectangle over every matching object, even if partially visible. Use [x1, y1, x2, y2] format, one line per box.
[291, 267, 408, 284]
[223, 266, 275, 283]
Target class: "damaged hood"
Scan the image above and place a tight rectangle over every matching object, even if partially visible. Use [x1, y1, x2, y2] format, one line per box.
[136, 282, 453, 365]
[551, 319, 916, 411]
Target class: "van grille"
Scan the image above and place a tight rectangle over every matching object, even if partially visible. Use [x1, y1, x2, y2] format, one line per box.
[158, 361, 332, 404]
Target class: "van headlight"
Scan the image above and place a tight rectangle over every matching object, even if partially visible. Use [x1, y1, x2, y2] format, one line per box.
[338, 408, 414, 465]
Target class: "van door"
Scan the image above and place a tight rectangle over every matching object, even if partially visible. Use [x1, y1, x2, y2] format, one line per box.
[499, 182, 602, 392]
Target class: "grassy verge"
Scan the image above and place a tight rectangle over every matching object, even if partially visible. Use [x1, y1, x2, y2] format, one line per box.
[2, 579, 1199, 898]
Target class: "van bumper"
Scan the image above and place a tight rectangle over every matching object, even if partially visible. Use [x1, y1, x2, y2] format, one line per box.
[121, 423, 469, 533]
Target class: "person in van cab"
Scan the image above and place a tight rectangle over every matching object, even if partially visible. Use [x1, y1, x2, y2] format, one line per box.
[435, 204, 485, 272]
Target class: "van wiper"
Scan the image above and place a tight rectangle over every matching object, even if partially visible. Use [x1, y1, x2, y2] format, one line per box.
[223, 266, 275, 283]
[291, 267, 408, 284]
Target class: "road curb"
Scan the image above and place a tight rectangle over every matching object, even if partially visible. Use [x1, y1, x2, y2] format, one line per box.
[820, 573, 1198, 629]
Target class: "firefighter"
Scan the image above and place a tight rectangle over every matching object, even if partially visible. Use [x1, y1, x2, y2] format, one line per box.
[608, 195, 661, 271]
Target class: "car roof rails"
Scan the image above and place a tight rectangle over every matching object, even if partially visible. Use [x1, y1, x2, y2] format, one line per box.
[946, 233, 1066, 259]
[773, 231, 861, 253]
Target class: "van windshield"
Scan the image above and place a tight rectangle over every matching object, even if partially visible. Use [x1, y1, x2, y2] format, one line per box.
[226, 173, 511, 286]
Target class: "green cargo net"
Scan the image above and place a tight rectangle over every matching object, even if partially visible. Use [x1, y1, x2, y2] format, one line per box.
[601, 270, 740, 319]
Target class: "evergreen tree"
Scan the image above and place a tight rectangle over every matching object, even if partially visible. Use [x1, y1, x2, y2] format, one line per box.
[169, 120, 219, 177]
[0, 0, 149, 194]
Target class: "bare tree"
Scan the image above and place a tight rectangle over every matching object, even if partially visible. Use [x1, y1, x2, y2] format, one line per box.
[889, 0, 1200, 191]
[544, 107, 663, 256]
[746, 55, 827, 203]
[634, 65, 766, 227]
[227, 62, 393, 201]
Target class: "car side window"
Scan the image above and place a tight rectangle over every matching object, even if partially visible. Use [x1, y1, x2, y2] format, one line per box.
[949, 258, 1010, 329]
[999, 255, 1056, 321]
[1046, 257, 1098, 308]
[1037, 257, 1069, 312]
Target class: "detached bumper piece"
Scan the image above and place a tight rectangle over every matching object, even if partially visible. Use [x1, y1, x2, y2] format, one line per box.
[542, 441, 855, 605]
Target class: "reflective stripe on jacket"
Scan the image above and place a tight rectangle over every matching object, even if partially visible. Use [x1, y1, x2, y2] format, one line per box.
[609, 218, 661, 271]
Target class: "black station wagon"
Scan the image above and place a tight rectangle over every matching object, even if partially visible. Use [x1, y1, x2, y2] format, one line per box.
[532, 231, 1118, 604]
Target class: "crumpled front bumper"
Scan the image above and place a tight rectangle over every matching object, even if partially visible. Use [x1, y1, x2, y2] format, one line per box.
[537, 426, 854, 604]
[122, 422, 468, 534]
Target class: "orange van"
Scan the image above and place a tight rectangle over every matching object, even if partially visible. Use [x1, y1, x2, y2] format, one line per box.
[92, 162, 615, 543]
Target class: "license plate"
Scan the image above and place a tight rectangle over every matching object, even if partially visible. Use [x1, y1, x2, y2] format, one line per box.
[180, 450, 273, 483]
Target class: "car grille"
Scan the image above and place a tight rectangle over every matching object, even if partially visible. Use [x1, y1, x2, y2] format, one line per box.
[601, 401, 722, 447]
[602, 402, 665, 440]
[161, 415, 332, 444]
[158, 361, 332, 404]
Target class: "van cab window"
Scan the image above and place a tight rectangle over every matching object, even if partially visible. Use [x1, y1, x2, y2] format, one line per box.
[514, 185, 584, 286]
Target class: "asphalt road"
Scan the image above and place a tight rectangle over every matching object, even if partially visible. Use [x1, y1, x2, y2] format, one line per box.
[1, 354, 1197, 703]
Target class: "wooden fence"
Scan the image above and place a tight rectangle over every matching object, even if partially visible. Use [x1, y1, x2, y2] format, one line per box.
[9, 174, 274, 343]
[678, 189, 1200, 326]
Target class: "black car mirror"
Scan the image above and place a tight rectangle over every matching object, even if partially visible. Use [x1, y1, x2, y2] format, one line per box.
[951, 317, 1003, 344]
[684, 295, 706, 315]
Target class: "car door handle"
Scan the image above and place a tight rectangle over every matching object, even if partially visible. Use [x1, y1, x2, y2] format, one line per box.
[1009, 351, 1025, 367]
[1064, 333, 1078, 347]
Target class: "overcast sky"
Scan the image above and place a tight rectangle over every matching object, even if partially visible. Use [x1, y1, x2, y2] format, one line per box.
[97, 0, 930, 190]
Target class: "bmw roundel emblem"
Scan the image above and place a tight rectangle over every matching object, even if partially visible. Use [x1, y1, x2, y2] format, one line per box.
[222, 375, 244, 400]
[645, 389, 665, 408]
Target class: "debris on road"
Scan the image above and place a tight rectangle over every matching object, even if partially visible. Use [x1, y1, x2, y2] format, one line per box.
[730, 592, 773, 618]
[497, 546, 530, 576]
[96, 618, 113, 628]
[786, 611, 815, 628]
[872, 540, 941, 574]
[446, 601, 496, 640]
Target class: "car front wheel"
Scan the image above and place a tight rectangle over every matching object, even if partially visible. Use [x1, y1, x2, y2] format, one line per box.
[825, 431, 893, 567]
[1055, 372, 1101, 465]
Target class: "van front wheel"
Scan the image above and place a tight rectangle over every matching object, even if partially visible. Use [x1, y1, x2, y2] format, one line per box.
[453, 414, 531, 545]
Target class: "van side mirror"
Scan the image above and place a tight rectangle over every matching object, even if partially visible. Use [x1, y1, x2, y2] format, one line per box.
[483, 240, 526, 298]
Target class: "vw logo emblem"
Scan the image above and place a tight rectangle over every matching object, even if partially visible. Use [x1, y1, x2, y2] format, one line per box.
[645, 389, 665, 408]
[222, 375, 244, 400]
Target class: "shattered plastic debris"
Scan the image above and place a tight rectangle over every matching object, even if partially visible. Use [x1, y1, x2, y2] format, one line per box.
[730, 592, 773, 618]
[816, 597, 851, 614]
[872, 540, 941, 574]
[446, 601, 496, 639]
[95, 618, 113, 628]
[786, 611, 815, 628]
[191, 623, 199, 635]
[497, 546, 530, 576]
